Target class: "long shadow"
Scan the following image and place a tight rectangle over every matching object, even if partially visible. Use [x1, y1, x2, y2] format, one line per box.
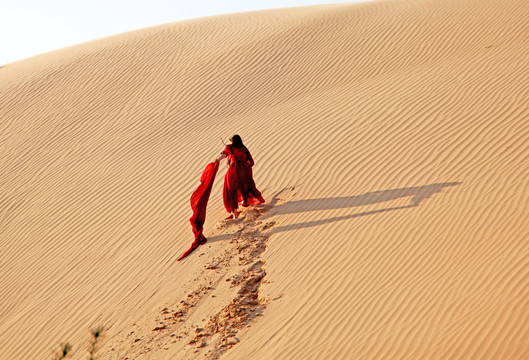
[266, 182, 461, 217]
[207, 182, 460, 243]
[270, 206, 413, 234]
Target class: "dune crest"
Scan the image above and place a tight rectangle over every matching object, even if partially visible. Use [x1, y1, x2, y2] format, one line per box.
[1, 0, 529, 358]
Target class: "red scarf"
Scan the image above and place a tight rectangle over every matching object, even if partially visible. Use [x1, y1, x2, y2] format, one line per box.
[178, 162, 219, 261]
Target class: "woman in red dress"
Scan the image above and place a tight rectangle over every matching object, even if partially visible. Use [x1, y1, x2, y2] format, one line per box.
[215, 135, 265, 219]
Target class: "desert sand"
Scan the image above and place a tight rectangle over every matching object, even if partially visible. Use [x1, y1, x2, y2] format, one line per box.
[1, 0, 529, 358]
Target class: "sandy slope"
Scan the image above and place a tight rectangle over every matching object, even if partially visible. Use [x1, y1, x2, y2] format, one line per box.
[1, 0, 529, 358]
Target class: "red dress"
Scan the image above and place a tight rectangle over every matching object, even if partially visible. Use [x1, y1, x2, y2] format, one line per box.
[222, 145, 265, 212]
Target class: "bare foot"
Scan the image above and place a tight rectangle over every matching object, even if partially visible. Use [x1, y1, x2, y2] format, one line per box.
[224, 211, 239, 220]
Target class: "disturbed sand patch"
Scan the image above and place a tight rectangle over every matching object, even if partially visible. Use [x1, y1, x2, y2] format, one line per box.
[107, 205, 278, 359]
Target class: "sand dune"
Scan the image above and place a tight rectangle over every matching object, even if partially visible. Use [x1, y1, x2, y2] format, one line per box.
[1, 0, 529, 358]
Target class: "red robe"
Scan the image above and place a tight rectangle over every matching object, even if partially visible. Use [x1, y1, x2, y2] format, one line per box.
[222, 145, 265, 213]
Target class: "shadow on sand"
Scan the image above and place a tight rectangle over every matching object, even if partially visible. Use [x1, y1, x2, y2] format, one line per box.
[208, 182, 460, 242]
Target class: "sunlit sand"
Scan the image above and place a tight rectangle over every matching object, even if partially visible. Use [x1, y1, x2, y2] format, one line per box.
[1, 0, 529, 358]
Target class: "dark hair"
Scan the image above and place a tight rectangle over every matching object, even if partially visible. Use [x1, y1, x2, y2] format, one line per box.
[230, 134, 243, 147]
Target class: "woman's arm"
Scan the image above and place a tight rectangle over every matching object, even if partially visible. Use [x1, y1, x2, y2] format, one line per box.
[215, 153, 227, 163]
[216, 145, 230, 163]
[245, 147, 255, 167]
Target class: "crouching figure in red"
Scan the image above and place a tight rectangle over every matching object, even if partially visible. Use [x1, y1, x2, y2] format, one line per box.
[215, 135, 265, 219]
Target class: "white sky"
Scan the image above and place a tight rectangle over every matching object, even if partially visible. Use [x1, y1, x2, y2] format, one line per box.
[0, 0, 368, 66]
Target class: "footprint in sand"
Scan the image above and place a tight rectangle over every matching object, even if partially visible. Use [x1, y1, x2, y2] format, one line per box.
[111, 199, 280, 359]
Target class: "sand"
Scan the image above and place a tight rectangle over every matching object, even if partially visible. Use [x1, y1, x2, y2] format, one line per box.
[1, 0, 529, 358]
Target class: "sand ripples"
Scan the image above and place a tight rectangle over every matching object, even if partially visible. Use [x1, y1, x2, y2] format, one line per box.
[2, 0, 529, 358]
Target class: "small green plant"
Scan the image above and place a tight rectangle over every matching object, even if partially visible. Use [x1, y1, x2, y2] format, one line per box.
[89, 326, 104, 360]
[53, 343, 72, 360]
[52, 326, 104, 360]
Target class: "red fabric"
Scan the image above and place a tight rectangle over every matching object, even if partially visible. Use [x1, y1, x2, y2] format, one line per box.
[222, 145, 265, 213]
[178, 161, 219, 261]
